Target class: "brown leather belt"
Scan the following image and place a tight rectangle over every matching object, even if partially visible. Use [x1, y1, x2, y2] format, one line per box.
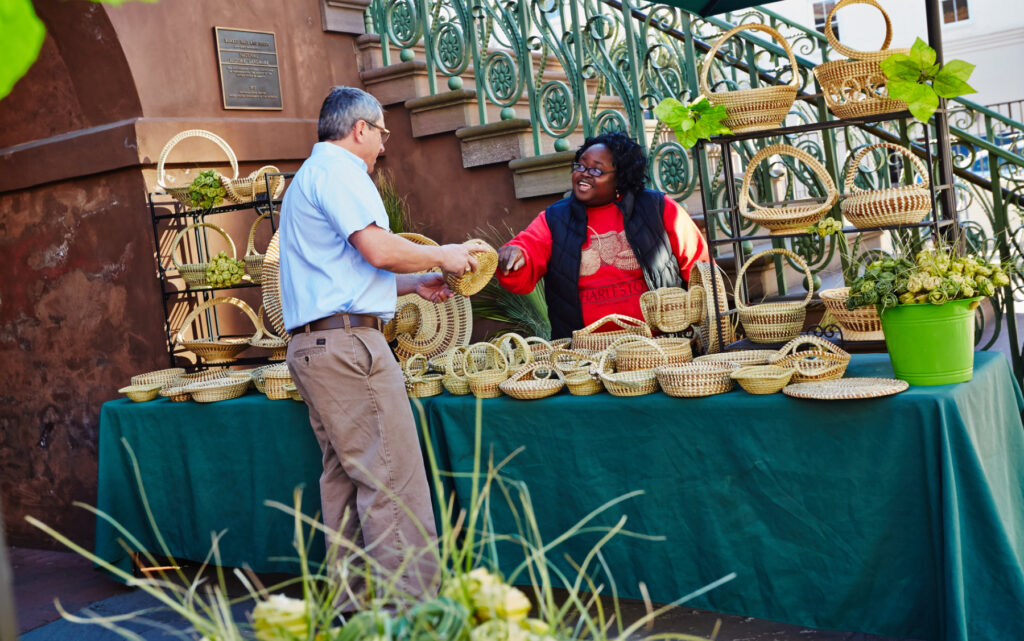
[296, 313, 383, 334]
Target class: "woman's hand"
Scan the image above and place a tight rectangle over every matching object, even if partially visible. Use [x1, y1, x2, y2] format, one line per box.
[498, 245, 525, 273]
[414, 273, 453, 303]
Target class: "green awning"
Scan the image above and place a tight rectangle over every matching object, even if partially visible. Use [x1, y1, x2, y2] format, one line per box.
[650, 0, 765, 17]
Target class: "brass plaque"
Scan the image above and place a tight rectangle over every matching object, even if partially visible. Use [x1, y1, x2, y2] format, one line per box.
[214, 27, 283, 110]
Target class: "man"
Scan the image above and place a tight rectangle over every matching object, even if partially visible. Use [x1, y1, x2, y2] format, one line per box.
[279, 86, 476, 607]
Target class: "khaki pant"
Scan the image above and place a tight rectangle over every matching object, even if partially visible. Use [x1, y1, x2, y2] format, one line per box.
[286, 324, 438, 604]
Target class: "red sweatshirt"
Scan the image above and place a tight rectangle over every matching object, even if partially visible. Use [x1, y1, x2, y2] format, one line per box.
[497, 195, 709, 328]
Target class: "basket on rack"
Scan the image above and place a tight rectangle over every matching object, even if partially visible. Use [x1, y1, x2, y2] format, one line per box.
[739, 144, 839, 235]
[156, 130, 239, 208]
[499, 361, 565, 400]
[170, 222, 239, 289]
[130, 367, 185, 387]
[404, 354, 443, 398]
[442, 346, 471, 396]
[249, 305, 288, 360]
[812, 0, 909, 120]
[175, 296, 261, 364]
[689, 262, 735, 354]
[770, 335, 850, 383]
[596, 336, 666, 397]
[444, 239, 499, 297]
[639, 287, 705, 333]
[244, 211, 279, 284]
[615, 337, 692, 371]
[572, 314, 652, 353]
[841, 142, 931, 229]
[183, 374, 251, 403]
[224, 165, 285, 204]
[655, 362, 736, 398]
[819, 287, 884, 341]
[700, 23, 799, 133]
[493, 332, 533, 370]
[735, 248, 814, 344]
[464, 342, 509, 399]
[118, 383, 163, 403]
[730, 365, 795, 395]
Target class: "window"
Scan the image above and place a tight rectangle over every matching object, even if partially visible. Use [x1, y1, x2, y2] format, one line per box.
[943, 0, 969, 23]
[813, 1, 840, 40]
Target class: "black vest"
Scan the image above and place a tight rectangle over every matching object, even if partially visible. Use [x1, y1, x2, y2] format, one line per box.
[544, 189, 683, 339]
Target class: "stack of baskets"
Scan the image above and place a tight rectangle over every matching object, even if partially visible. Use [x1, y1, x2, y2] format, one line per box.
[739, 144, 839, 235]
[735, 249, 813, 344]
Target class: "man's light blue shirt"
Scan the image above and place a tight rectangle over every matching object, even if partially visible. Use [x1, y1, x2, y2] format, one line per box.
[279, 142, 397, 331]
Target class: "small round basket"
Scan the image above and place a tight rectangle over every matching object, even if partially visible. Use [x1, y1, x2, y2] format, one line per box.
[694, 349, 779, 367]
[551, 349, 606, 396]
[464, 342, 510, 399]
[118, 383, 163, 403]
[169, 222, 239, 289]
[735, 248, 813, 344]
[572, 314, 653, 353]
[639, 287, 705, 333]
[655, 362, 736, 398]
[770, 335, 850, 383]
[841, 142, 931, 229]
[183, 375, 251, 403]
[224, 165, 285, 205]
[739, 144, 839, 235]
[499, 362, 565, 400]
[441, 346, 472, 396]
[156, 129, 239, 209]
[244, 211, 279, 284]
[493, 332, 533, 370]
[700, 23, 799, 133]
[596, 336, 666, 397]
[131, 367, 186, 387]
[444, 239, 499, 297]
[616, 337, 692, 371]
[261, 362, 294, 400]
[404, 354, 443, 398]
[819, 287, 884, 341]
[175, 296, 261, 364]
[730, 365, 795, 395]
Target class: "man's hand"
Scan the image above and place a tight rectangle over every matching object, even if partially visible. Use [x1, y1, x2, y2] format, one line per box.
[438, 244, 478, 276]
[415, 273, 453, 303]
[498, 245, 525, 273]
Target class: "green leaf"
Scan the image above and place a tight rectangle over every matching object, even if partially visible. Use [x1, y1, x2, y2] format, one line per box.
[933, 58, 976, 98]
[677, 116, 694, 131]
[890, 80, 940, 122]
[909, 37, 936, 71]
[880, 53, 921, 82]
[0, 0, 47, 101]
[654, 98, 685, 128]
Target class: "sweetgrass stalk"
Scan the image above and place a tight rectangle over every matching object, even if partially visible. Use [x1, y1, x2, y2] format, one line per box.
[375, 169, 410, 234]
[471, 278, 551, 340]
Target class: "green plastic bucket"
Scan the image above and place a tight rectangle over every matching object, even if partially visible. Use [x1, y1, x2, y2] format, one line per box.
[879, 297, 981, 385]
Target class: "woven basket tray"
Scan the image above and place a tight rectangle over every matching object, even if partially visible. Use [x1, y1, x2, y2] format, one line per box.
[169, 222, 239, 289]
[694, 349, 779, 367]
[739, 144, 839, 235]
[841, 142, 931, 229]
[730, 365, 795, 395]
[175, 296, 261, 364]
[597, 336, 666, 397]
[655, 362, 736, 398]
[819, 287, 884, 341]
[183, 375, 251, 403]
[770, 335, 850, 383]
[499, 362, 565, 400]
[639, 287, 705, 333]
[464, 342, 510, 399]
[735, 248, 812, 344]
[131, 367, 186, 387]
[572, 314, 652, 353]
[244, 211, 279, 284]
[445, 239, 498, 297]
[700, 23, 799, 133]
[156, 129, 239, 209]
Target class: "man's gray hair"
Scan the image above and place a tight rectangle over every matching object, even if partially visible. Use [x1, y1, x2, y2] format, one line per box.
[317, 86, 383, 142]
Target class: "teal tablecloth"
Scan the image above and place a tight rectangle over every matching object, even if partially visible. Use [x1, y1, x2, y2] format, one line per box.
[96, 352, 1024, 641]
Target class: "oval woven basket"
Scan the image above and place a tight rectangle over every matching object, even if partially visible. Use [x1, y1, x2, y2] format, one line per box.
[156, 130, 239, 209]
[130, 367, 186, 387]
[183, 374, 251, 403]
[639, 287, 705, 333]
[464, 342, 510, 399]
[244, 211, 278, 284]
[550, 349, 606, 396]
[730, 365, 795, 395]
[770, 335, 850, 383]
[735, 248, 813, 344]
[118, 383, 163, 403]
[445, 239, 499, 297]
[739, 144, 839, 235]
[694, 349, 779, 367]
[261, 362, 294, 400]
[572, 314, 652, 353]
[170, 222, 239, 289]
[224, 165, 285, 205]
[404, 354, 443, 398]
[700, 23, 799, 133]
[655, 362, 736, 398]
[499, 361, 565, 400]
[175, 296, 261, 364]
[819, 287, 884, 341]
[812, 0, 909, 120]
[616, 337, 692, 371]
[841, 142, 931, 229]
[597, 336, 666, 397]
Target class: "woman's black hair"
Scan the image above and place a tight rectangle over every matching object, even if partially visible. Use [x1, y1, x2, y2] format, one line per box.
[575, 131, 648, 196]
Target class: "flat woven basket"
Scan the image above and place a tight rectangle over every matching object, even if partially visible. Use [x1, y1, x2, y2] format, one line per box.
[170, 222, 238, 289]
[131, 367, 186, 387]
[499, 361, 565, 400]
[160, 369, 229, 402]
[596, 336, 666, 397]
[735, 248, 813, 344]
[730, 364, 795, 395]
[812, 0, 909, 120]
[639, 287, 705, 333]
[244, 211, 278, 284]
[445, 239, 499, 297]
[464, 342, 510, 399]
[819, 287, 884, 341]
[655, 362, 736, 398]
[156, 129, 239, 209]
[118, 383, 163, 403]
[175, 296, 261, 364]
[224, 165, 285, 205]
[700, 23, 799, 133]
[616, 337, 693, 371]
[183, 374, 251, 403]
[404, 354, 443, 398]
[739, 144, 839, 235]
[841, 142, 931, 228]
[572, 314, 652, 353]
[770, 335, 850, 383]
[689, 262, 735, 354]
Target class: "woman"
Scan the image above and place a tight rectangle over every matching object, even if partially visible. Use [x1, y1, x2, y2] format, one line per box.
[497, 131, 709, 339]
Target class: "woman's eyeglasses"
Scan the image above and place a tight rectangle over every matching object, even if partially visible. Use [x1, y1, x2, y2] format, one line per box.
[364, 120, 391, 144]
[571, 162, 615, 178]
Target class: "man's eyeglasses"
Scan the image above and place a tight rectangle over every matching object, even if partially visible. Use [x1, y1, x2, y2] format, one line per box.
[571, 162, 615, 178]
[364, 120, 391, 144]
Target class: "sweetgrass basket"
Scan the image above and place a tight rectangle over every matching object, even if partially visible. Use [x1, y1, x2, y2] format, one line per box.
[183, 374, 251, 403]
[572, 314, 652, 353]
[404, 354, 443, 398]
[735, 249, 813, 344]
[118, 383, 163, 402]
[550, 349, 605, 396]
[700, 23, 799, 133]
[130, 367, 185, 387]
[260, 363, 294, 400]
[615, 337, 693, 371]
[694, 350, 780, 367]
[249, 305, 288, 360]
[244, 211, 279, 284]
[770, 335, 850, 383]
[526, 336, 556, 362]
[812, 0, 909, 120]
[441, 346, 471, 396]
[175, 296, 261, 364]
[464, 342, 509, 399]
[655, 362, 736, 398]
[156, 130, 239, 208]
[282, 382, 304, 402]
[444, 239, 499, 297]
[639, 287, 705, 333]
[493, 332, 533, 370]
[819, 287, 884, 341]
[730, 365, 795, 395]
[499, 362, 565, 400]
[224, 165, 285, 205]
[739, 144, 839, 235]
[841, 142, 931, 229]
[170, 222, 239, 289]
[596, 336, 666, 397]
[160, 369, 229, 402]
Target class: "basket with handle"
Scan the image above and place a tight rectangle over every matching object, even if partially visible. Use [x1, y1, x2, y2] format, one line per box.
[499, 361, 565, 400]
[526, 336, 556, 362]
[224, 165, 285, 204]
[464, 342, 510, 399]
[493, 332, 533, 370]
[700, 23, 799, 133]
[444, 239, 499, 297]
[841, 142, 931, 229]
[639, 287, 705, 333]
[655, 361, 737, 398]
[175, 296, 261, 364]
[596, 336, 666, 397]
[735, 248, 813, 344]
[156, 129, 239, 209]
[441, 346, 471, 395]
[730, 365, 796, 395]
[689, 262, 735, 354]
[739, 144, 839, 235]
[812, 0, 909, 120]
[694, 349, 779, 367]
[261, 362, 294, 400]
[169, 222, 239, 289]
[183, 374, 251, 403]
[248, 305, 288, 360]
[244, 211, 279, 284]
[770, 335, 850, 383]
[551, 349, 606, 396]
[404, 354, 443, 398]
[615, 337, 693, 371]
[819, 287, 884, 341]
[572, 314, 652, 353]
